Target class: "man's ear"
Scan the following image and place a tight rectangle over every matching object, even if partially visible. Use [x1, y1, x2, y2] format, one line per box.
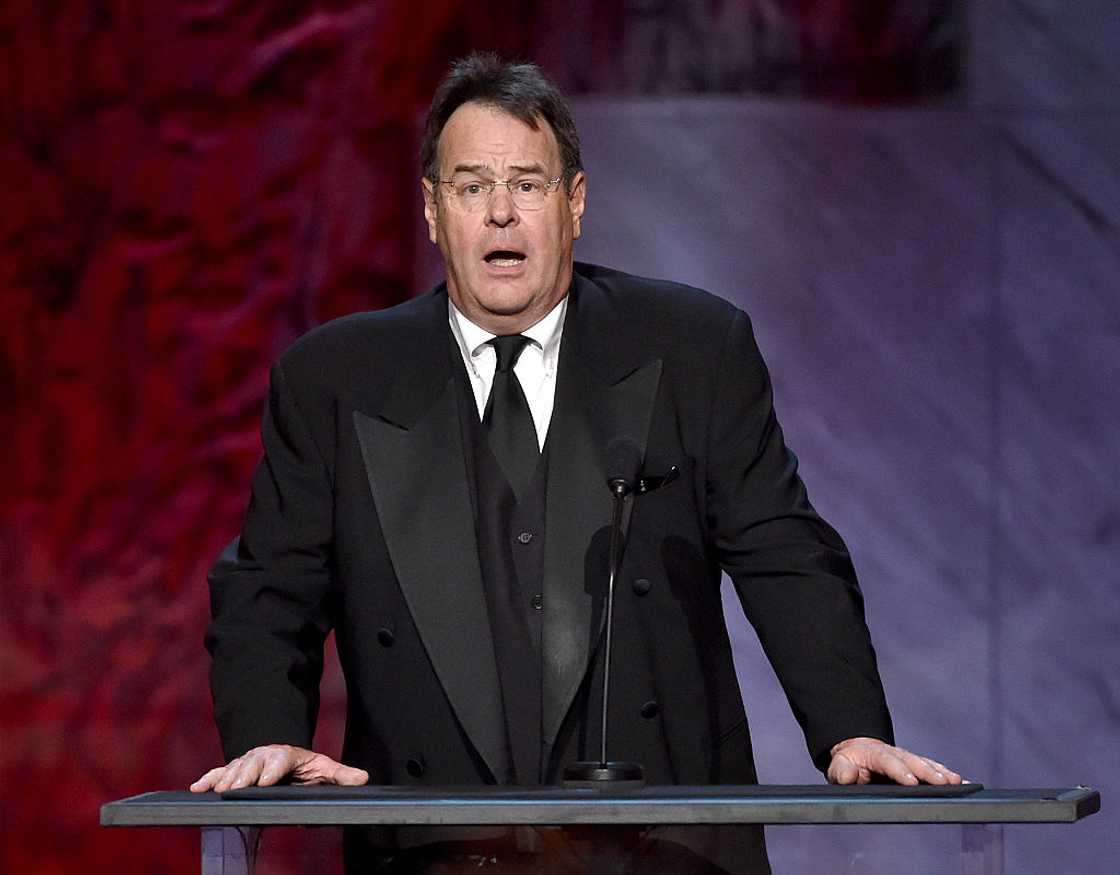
[567, 172, 586, 240]
[421, 178, 438, 245]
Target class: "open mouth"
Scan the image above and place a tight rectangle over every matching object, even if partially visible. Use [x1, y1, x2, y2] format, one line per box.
[483, 249, 527, 268]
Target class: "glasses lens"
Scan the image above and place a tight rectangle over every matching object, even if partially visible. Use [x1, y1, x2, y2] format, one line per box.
[509, 178, 548, 210]
[448, 179, 489, 211]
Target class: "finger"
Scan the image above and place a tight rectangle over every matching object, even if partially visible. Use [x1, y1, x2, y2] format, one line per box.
[919, 758, 949, 784]
[231, 750, 271, 789]
[930, 759, 962, 784]
[212, 757, 244, 794]
[259, 747, 297, 787]
[901, 750, 962, 785]
[190, 767, 227, 793]
[918, 756, 961, 784]
[866, 748, 918, 785]
[328, 761, 370, 786]
[286, 752, 368, 786]
[827, 752, 860, 785]
[904, 752, 948, 784]
[219, 752, 266, 792]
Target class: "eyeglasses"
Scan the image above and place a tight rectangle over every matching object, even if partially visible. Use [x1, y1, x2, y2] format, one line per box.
[438, 175, 564, 212]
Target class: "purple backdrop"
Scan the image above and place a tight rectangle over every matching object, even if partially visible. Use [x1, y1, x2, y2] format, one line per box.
[560, 10, 1117, 868]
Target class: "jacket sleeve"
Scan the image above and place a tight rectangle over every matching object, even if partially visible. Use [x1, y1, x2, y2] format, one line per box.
[204, 359, 333, 760]
[704, 309, 894, 772]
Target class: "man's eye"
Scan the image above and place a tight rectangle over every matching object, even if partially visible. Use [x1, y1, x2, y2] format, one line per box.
[516, 180, 543, 194]
[461, 183, 485, 196]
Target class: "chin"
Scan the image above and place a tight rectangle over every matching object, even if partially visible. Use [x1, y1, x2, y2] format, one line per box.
[475, 288, 537, 316]
[484, 301, 534, 317]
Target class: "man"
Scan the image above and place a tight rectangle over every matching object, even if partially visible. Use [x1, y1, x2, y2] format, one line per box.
[192, 54, 960, 871]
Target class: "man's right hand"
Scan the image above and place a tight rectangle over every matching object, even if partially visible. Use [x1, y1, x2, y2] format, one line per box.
[189, 745, 370, 793]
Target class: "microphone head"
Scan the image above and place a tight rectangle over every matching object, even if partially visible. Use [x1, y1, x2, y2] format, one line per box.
[605, 437, 642, 492]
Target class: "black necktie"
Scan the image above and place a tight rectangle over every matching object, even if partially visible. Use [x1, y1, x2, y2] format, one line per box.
[484, 335, 540, 499]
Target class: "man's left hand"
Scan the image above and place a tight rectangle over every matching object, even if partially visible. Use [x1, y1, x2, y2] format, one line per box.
[827, 737, 963, 785]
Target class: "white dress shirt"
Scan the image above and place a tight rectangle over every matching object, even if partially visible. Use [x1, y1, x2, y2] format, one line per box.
[448, 296, 567, 450]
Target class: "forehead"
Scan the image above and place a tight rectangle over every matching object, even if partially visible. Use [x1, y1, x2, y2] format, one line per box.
[437, 102, 561, 172]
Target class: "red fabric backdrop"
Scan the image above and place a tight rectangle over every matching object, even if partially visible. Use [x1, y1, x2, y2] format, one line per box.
[1, 3, 533, 871]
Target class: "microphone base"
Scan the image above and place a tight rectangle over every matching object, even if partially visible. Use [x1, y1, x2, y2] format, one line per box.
[561, 761, 645, 789]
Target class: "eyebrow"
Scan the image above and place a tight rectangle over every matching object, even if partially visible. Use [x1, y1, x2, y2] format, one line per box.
[452, 163, 490, 175]
[450, 162, 549, 177]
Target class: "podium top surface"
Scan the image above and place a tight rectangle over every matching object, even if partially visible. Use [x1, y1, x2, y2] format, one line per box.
[100, 785, 1100, 827]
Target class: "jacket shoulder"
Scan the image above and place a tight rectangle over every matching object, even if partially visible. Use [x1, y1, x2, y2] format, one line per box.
[275, 289, 444, 380]
[573, 261, 745, 340]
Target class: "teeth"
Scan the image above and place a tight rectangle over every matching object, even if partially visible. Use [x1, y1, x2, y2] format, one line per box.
[489, 257, 523, 267]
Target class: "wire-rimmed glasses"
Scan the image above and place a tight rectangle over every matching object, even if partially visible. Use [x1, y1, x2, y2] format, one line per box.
[437, 175, 563, 212]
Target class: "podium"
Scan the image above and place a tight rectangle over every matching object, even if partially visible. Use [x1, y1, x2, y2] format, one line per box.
[101, 784, 1099, 874]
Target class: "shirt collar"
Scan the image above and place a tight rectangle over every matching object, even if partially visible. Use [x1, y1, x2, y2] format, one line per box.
[449, 294, 568, 366]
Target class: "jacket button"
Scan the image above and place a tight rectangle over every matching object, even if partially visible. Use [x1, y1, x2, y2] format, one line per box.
[632, 578, 652, 596]
[406, 757, 425, 778]
[377, 628, 395, 647]
[517, 531, 534, 544]
[640, 700, 660, 719]
[531, 594, 543, 610]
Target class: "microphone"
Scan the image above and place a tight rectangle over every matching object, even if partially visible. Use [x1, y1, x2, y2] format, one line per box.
[563, 437, 646, 788]
[605, 437, 642, 497]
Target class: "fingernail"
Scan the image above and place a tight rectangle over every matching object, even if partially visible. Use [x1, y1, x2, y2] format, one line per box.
[936, 771, 945, 780]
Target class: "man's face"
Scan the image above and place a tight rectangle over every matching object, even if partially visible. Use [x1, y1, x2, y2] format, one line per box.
[422, 102, 586, 334]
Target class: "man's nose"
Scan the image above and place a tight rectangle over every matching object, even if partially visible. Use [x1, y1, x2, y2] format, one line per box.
[485, 185, 518, 227]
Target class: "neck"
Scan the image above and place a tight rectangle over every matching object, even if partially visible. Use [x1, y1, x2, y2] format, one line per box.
[451, 283, 571, 335]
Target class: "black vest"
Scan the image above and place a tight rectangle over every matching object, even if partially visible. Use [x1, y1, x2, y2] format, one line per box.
[453, 352, 548, 784]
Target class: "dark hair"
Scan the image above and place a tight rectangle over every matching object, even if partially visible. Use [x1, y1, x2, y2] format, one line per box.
[421, 53, 583, 191]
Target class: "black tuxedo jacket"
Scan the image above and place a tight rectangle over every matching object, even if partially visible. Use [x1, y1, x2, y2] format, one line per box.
[207, 262, 893, 793]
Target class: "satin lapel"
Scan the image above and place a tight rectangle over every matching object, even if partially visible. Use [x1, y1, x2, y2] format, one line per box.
[542, 276, 664, 758]
[352, 307, 508, 784]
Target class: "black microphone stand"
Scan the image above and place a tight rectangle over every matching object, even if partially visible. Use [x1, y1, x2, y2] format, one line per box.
[562, 475, 644, 788]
